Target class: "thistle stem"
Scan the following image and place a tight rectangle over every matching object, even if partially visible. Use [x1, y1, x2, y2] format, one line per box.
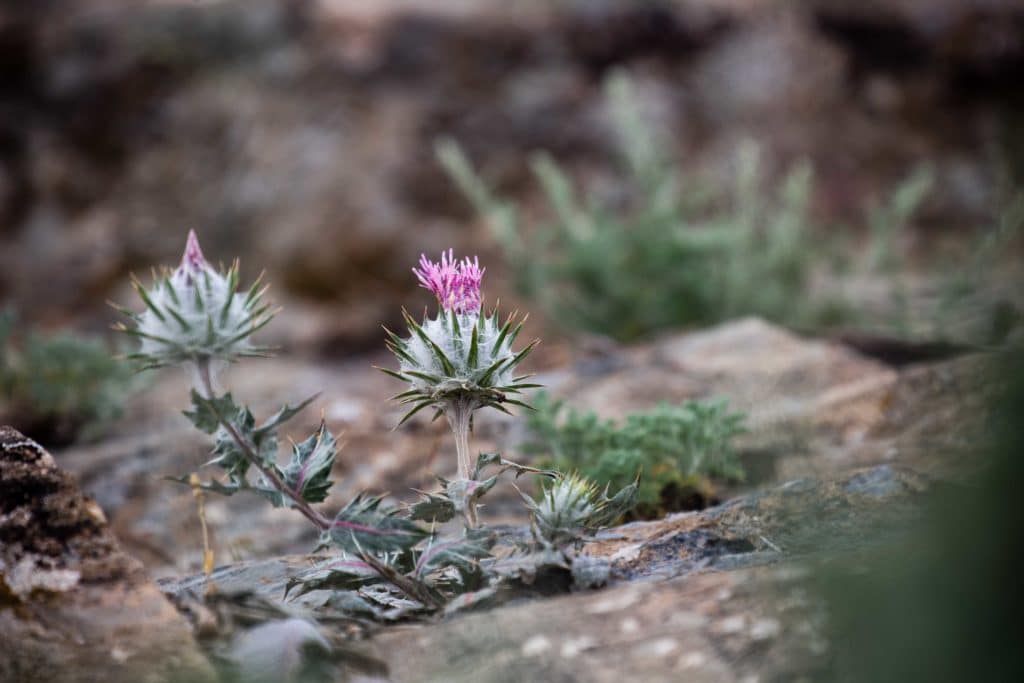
[445, 395, 475, 482]
[195, 356, 331, 532]
[445, 395, 480, 528]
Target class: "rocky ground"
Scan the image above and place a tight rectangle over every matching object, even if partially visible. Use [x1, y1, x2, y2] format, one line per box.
[1, 318, 995, 681]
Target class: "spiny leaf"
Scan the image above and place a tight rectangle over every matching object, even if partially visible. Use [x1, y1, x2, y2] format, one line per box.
[284, 557, 383, 599]
[407, 490, 456, 523]
[375, 366, 409, 382]
[282, 420, 337, 504]
[475, 357, 509, 387]
[403, 308, 455, 375]
[397, 400, 437, 427]
[467, 323, 479, 369]
[253, 394, 319, 439]
[491, 318, 512, 355]
[131, 276, 165, 322]
[414, 529, 495, 584]
[182, 389, 240, 434]
[329, 493, 429, 554]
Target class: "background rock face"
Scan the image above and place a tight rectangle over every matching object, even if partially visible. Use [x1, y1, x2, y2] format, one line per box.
[2, 0, 1021, 343]
[0, 426, 216, 683]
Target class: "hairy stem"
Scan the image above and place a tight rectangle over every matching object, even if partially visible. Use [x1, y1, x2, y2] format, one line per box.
[445, 395, 475, 481]
[195, 356, 330, 531]
[445, 395, 480, 528]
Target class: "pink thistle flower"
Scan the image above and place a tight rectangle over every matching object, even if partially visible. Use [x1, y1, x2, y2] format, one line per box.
[177, 229, 209, 284]
[413, 249, 485, 314]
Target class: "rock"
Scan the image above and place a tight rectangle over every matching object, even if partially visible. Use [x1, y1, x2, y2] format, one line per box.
[0, 426, 216, 683]
[226, 618, 333, 683]
[366, 562, 825, 683]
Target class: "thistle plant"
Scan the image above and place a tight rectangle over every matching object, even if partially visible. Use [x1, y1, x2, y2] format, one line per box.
[380, 249, 541, 526]
[118, 234, 640, 620]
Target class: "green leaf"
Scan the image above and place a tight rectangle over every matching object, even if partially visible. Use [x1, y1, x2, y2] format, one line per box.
[407, 491, 457, 523]
[403, 309, 455, 376]
[253, 394, 318, 441]
[414, 529, 495, 587]
[329, 493, 429, 554]
[397, 400, 436, 427]
[376, 366, 410, 382]
[467, 323, 479, 369]
[182, 389, 239, 434]
[473, 452, 558, 481]
[475, 357, 509, 387]
[490, 318, 512, 355]
[284, 557, 383, 598]
[282, 420, 337, 504]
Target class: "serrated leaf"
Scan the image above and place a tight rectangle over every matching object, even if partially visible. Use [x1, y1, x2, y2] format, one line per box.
[253, 394, 318, 440]
[472, 453, 559, 481]
[282, 420, 336, 504]
[329, 493, 429, 554]
[407, 491, 457, 523]
[591, 479, 640, 528]
[284, 557, 383, 599]
[414, 529, 495, 588]
[183, 389, 239, 434]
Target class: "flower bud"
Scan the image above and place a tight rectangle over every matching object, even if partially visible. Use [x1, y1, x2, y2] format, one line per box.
[117, 230, 276, 369]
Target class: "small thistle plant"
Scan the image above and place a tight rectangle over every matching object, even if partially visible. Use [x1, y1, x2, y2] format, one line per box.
[381, 249, 541, 525]
[118, 233, 637, 620]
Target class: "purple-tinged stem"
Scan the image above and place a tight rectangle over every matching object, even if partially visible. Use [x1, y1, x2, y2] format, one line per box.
[195, 356, 331, 532]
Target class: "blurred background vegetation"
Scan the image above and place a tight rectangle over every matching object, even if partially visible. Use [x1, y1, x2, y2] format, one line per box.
[0, 1, 1022, 467]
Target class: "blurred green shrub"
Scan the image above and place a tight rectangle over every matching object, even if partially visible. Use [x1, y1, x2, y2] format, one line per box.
[0, 309, 134, 444]
[523, 392, 746, 519]
[438, 72, 933, 341]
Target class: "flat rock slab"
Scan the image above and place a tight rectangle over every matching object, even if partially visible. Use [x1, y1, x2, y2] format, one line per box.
[367, 563, 826, 683]
[0, 427, 216, 683]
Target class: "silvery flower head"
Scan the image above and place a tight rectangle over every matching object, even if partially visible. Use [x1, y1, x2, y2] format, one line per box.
[520, 472, 638, 546]
[382, 249, 540, 426]
[116, 230, 276, 370]
[525, 473, 601, 544]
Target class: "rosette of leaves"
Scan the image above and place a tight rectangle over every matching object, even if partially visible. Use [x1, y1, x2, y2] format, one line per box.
[519, 472, 638, 548]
